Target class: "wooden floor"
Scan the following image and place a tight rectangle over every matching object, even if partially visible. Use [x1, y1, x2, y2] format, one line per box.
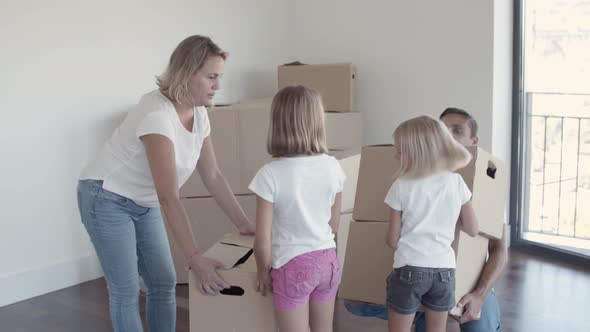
[2, 247, 589, 332]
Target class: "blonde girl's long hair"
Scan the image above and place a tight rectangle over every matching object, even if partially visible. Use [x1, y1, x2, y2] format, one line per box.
[393, 115, 471, 179]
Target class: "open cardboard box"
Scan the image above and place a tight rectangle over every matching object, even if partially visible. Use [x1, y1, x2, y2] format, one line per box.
[189, 233, 276, 332]
[164, 195, 257, 284]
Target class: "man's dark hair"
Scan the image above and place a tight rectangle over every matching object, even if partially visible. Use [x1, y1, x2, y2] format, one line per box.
[440, 107, 479, 138]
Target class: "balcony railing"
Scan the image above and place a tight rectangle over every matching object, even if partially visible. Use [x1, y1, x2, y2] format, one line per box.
[524, 92, 590, 241]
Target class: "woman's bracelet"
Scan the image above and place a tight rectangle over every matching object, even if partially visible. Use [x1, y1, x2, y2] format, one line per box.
[185, 248, 200, 271]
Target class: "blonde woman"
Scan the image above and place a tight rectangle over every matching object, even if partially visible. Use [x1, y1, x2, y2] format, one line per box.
[250, 86, 345, 332]
[77, 35, 254, 332]
[384, 115, 479, 332]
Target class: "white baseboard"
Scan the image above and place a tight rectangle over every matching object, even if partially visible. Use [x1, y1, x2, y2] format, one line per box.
[0, 254, 104, 307]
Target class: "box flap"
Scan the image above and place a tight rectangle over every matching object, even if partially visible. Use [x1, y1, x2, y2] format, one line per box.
[204, 243, 251, 270]
[204, 233, 255, 270]
[220, 233, 255, 249]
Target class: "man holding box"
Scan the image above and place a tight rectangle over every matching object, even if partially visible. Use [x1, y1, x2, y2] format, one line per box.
[414, 108, 507, 332]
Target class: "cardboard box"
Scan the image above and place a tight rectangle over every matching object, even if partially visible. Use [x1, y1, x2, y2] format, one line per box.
[329, 149, 360, 213]
[338, 221, 392, 304]
[352, 145, 507, 239]
[182, 99, 273, 196]
[450, 228, 489, 316]
[338, 221, 489, 309]
[180, 105, 241, 198]
[189, 233, 276, 332]
[237, 100, 362, 179]
[335, 212, 354, 274]
[165, 195, 257, 284]
[235, 100, 274, 193]
[181, 99, 362, 197]
[352, 145, 399, 223]
[325, 112, 363, 150]
[278, 63, 355, 112]
[455, 147, 508, 239]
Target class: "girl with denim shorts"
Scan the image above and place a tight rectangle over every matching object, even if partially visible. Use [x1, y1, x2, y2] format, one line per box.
[249, 86, 346, 332]
[384, 115, 479, 332]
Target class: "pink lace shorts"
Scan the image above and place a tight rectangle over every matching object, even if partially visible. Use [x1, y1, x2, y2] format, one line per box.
[270, 248, 341, 311]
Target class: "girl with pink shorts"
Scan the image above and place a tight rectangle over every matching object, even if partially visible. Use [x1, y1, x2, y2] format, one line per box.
[249, 86, 346, 332]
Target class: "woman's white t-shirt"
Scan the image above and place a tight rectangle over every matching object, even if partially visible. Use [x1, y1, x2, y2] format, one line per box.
[80, 90, 210, 207]
[248, 154, 346, 269]
[384, 171, 472, 269]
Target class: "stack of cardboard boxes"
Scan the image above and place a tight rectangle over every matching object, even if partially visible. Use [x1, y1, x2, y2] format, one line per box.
[172, 62, 508, 330]
[165, 63, 362, 286]
[339, 145, 508, 316]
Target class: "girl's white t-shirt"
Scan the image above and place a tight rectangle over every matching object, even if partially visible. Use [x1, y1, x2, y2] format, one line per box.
[384, 171, 472, 269]
[80, 90, 210, 207]
[248, 154, 346, 269]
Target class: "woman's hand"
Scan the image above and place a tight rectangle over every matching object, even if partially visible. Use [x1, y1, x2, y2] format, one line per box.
[256, 269, 273, 296]
[190, 255, 230, 295]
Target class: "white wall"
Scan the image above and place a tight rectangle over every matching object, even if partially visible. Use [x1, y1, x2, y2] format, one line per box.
[0, 0, 288, 307]
[285, 0, 497, 149]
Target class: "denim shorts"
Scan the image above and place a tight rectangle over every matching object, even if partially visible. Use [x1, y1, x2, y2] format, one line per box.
[386, 265, 455, 314]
